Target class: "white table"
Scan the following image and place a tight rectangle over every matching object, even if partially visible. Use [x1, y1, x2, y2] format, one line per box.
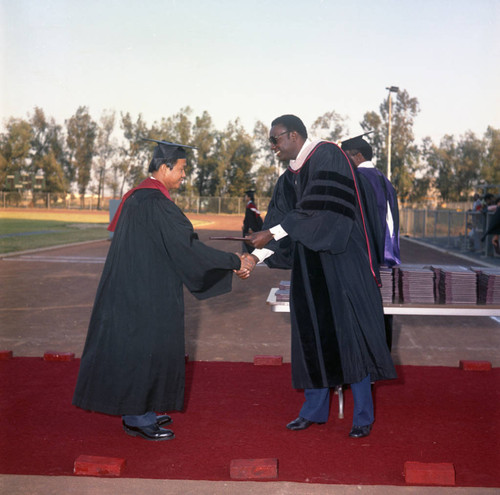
[267, 288, 500, 316]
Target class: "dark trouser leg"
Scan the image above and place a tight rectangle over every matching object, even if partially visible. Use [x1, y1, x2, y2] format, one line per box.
[350, 374, 374, 427]
[122, 411, 157, 427]
[299, 388, 330, 422]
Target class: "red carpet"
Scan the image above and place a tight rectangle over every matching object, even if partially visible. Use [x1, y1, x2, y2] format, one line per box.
[0, 359, 499, 487]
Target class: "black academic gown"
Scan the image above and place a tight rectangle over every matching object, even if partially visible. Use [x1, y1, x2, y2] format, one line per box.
[242, 201, 263, 253]
[356, 168, 399, 351]
[262, 169, 297, 269]
[357, 166, 400, 267]
[356, 171, 385, 267]
[73, 189, 240, 416]
[265, 142, 397, 389]
[242, 201, 263, 236]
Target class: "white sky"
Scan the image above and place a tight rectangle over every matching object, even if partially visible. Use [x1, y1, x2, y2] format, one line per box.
[1, 0, 499, 143]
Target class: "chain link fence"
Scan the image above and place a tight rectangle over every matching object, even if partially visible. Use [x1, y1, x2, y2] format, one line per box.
[2, 191, 498, 258]
[400, 208, 499, 258]
[0, 191, 271, 216]
[171, 195, 271, 215]
[0, 191, 112, 210]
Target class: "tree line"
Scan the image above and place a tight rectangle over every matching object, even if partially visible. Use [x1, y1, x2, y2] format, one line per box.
[1, 89, 499, 209]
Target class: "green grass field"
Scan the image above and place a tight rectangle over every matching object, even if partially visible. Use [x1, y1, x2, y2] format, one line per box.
[0, 215, 110, 254]
[0, 210, 206, 254]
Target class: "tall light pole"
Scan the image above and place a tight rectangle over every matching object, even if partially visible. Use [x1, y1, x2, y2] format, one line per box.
[386, 86, 399, 180]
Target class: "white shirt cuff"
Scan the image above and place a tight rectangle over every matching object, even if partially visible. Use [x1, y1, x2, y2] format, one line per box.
[270, 224, 288, 241]
[251, 248, 274, 263]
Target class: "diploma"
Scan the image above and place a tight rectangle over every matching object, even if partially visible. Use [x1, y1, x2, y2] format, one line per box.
[209, 236, 249, 241]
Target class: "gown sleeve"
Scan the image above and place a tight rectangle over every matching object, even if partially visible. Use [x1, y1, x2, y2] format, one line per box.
[261, 171, 296, 269]
[151, 196, 241, 300]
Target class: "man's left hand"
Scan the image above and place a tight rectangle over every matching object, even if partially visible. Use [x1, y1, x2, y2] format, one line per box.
[245, 230, 274, 250]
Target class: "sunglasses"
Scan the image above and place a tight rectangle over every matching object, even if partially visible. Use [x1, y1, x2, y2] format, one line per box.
[269, 130, 290, 145]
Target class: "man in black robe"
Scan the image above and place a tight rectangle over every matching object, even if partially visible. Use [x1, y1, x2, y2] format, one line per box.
[242, 189, 263, 253]
[342, 134, 401, 350]
[73, 139, 251, 441]
[244, 115, 397, 438]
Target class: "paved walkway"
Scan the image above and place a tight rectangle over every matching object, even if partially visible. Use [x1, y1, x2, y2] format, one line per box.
[1, 229, 499, 367]
[1, 215, 499, 494]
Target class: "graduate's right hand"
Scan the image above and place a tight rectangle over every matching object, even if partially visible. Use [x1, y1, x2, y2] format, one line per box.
[234, 253, 257, 279]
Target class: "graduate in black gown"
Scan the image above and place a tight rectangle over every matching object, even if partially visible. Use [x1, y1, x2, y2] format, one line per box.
[243, 115, 397, 439]
[242, 189, 263, 253]
[341, 133, 400, 268]
[342, 133, 401, 350]
[73, 139, 252, 441]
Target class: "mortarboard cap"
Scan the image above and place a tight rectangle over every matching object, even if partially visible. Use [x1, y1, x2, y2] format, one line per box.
[142, 137, 197, 150]
[143, 138, 196, 163]
[245, 189, 256, 200]
[340, 131, 374, 152]
[144, 138, 197, 172]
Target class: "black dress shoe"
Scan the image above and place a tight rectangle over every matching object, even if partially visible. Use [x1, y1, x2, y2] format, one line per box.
[122, 421, 175, 441]
[286, 416, 325, 430]
[349, 424, 372, 438]
[156, 414, 172, 426]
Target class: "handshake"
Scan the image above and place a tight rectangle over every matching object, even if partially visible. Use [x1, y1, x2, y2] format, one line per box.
[234, 253, 258, 280]
[232, 229, 275, 280]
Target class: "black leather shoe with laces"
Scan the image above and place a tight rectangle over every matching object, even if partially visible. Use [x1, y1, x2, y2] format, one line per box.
[286, 417, 325, 430]
[123, 421, 175, 441]
[349, 424, 372, 438]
